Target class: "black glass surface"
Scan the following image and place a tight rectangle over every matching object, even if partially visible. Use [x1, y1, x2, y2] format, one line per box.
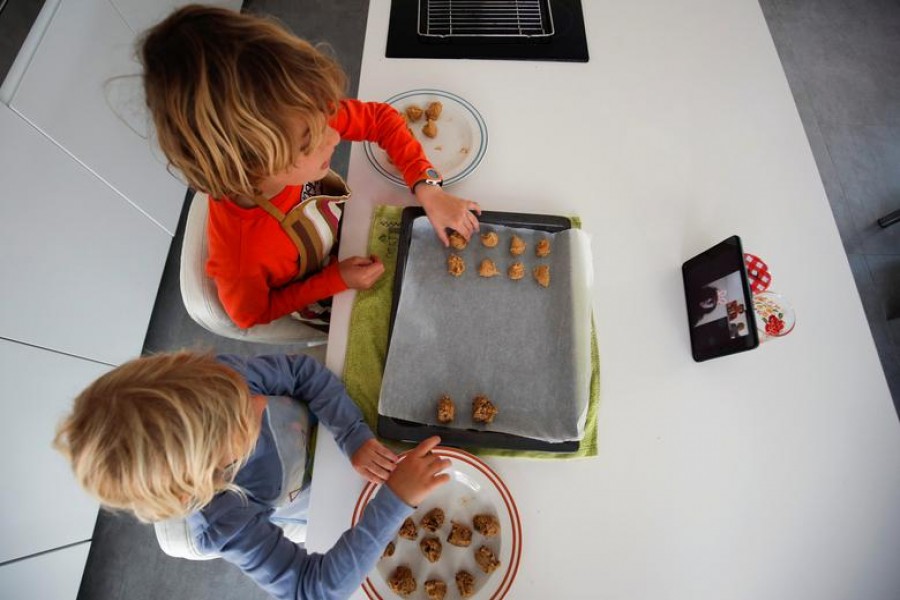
[386, 0, 589, 62]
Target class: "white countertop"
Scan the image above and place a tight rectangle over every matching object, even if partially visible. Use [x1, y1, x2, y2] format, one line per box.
[307, 1, 900, 598]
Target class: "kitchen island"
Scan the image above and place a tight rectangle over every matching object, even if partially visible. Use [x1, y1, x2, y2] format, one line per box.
[307, 1, 900, 598]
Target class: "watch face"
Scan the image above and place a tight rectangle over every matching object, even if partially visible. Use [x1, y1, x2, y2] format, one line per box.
[425, 168, 441, 180]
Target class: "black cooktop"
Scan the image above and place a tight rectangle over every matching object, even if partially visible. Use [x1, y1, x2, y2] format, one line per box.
[386, 0, 589, 63]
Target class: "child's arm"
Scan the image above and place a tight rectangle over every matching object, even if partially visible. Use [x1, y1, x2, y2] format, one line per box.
[331, 99, 482, 246]
[211, 262, 347, 329]
[195, 438, 449, 600]
[218, 354, 373, 459]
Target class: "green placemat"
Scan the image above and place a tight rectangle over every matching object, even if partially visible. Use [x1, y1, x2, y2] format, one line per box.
[342, 205, 600, 459]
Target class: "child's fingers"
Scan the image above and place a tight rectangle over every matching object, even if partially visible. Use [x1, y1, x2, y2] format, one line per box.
[413, 436, 442, 457]
[370, 453, 397, 472]
[427, 456, 452, 474]
[467, 201, 482, 215]
[374, 443, 399, 463]
[425, 472, 451, 493]
[365, 462, 392, 482]
[467, 210, 480, 232]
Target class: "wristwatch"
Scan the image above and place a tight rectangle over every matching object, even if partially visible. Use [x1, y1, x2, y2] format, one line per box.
[413, 168, 443, 192]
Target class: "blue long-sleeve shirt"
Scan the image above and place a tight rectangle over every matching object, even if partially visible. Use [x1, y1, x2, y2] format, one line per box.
[185, 354, 412, 600]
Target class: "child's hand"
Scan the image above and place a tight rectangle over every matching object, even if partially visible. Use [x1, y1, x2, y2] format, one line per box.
[351, 439, 399, 484]
[386, 436, 451, 507]
[338, 256, 385, 290]
[415, 184, 481, 247]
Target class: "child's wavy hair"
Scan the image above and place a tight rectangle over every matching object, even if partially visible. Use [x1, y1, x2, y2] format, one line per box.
[140, 5, 347, 199]
[53, 352, 260, 523]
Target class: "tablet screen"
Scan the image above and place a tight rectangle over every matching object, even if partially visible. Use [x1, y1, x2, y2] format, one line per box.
[682, 236, 759, 361]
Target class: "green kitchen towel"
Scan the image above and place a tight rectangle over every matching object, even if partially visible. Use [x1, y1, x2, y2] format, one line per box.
[342, 205, 600, 459]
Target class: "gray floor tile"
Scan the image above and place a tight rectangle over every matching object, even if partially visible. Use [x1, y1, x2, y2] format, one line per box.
[761, 0, 900, 126]
[819, 123, 900, 256]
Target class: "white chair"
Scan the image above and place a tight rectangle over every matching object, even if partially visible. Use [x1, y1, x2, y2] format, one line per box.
[180, 191, 327, 347]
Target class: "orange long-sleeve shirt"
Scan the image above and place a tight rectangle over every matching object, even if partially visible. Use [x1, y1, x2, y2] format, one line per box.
[206, 99, 433, 329]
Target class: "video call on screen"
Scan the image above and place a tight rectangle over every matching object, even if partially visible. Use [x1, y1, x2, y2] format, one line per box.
[685, 243, 751, 351]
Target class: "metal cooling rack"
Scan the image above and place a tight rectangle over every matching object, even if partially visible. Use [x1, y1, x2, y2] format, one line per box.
[419, 0, 555, 38]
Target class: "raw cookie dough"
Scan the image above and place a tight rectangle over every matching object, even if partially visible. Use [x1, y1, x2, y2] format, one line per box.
[421, 507, 445, 532]
[388, 566, 417, 597]
[509, 234, 526, 256]
[536, 238, 551, 257]
[382, 541, 395, 558]
[533, 264, 550, 288]
[475, 545, 501, 574]
[449, 231, 467, 250]
[472, 394, 499, 424]
[420, 536, 443, 563]
[423, 119, 438, 138]
[473, 514, 501, 537]
[478, 259, 500, 278]
[405, 105, 424, 122]
[399, 517, 418, 540]
[447, 521, 473, 547]
[425, 101, 443, 120]
[448, 254, 465, 277]
[437, 395, 455, 424]
[424, 580, 448, 600]
[480, 232, 499, 248]
[508, 262, 525, 280]
[455, 571, 476, 598]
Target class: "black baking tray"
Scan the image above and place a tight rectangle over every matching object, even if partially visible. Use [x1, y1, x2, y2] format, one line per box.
[377, 207, 580, 452]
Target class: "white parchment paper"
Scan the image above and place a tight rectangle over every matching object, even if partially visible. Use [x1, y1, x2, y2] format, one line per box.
[379, 217, 593, 442]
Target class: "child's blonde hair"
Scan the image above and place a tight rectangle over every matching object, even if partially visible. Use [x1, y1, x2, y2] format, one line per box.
[140, 5, 347, 199]
[53, 352, 260, 523]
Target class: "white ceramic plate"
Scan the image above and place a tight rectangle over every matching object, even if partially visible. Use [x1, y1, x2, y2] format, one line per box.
[364, 89, 488, 188]
[351, 447, 521, 600]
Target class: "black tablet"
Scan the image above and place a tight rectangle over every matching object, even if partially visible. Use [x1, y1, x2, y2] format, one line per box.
[682, 235, 759, 362]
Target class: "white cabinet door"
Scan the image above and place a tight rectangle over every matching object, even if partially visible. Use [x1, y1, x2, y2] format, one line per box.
[0, 105, 170, 365]
[109, 0, 243, 34]
[0, 542, 90, 600]
[0, 339, 105, 564]
[8, 0, 186, 234]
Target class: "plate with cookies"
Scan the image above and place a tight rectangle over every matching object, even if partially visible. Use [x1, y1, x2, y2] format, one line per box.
[365, 89, 488, 187]
[352, 447, 521, 599]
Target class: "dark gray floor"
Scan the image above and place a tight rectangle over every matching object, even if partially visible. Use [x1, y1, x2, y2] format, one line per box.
[77, 1, 900, 599]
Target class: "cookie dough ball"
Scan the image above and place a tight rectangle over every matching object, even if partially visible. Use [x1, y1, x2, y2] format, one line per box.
[425, 101, 443, 120]
[473, 514, 501, 537]
[382, 541, 395, 558]
[475, 545, 501, 574]
[455, 571, 476, 598]
[509, 234, 526, 256]
[420, 536, 443, 563]
[405, 105, 424, 122]
[421, 507, 445, 532]
[536, 238, 551, 257]
[388, 566, 417, 597]
[478, 259, 500, 278]
[437, 395, 455, 424]
[448, 254, 465, 277]
[533, 264, 550, 288]
[472, 394, 498, 424]
[399, 517, 418, 540]
[447, 521, 473, 547]
[480, 231, 499, 248]
[423, 119, 438, 139]
[424, 579, 448, 600]
[508, 261, 525, 280]
[448, 231, 467, 250]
